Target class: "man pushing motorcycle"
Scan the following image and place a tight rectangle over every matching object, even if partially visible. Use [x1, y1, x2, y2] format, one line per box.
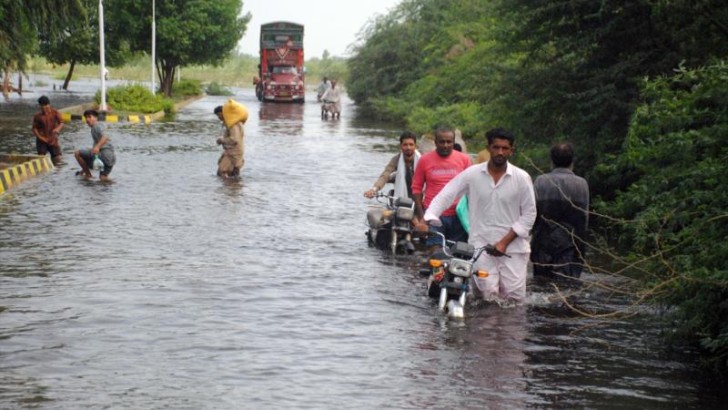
[423, 127, 536, 304]
[363, 131, 421, 200]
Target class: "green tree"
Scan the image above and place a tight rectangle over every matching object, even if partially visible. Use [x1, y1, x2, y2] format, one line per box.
[347, 0, 433, 109]
[595, 61, 728, 374]
[38, 0, 94, 90]
[0, 0, 83, 94]
[106, 0, 251, 96]
[38, 0, 132, 90]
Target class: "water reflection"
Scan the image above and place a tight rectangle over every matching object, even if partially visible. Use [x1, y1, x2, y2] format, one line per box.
[258, 101, 304, 136]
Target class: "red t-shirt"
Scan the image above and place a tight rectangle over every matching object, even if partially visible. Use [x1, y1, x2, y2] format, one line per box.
[412, 150, 472, 216]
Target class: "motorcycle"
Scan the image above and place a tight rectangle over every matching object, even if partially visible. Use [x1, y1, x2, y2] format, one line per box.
[321, 99, 340, 119]
[366, 192, 417, 255]
[420, 232, 508, 319]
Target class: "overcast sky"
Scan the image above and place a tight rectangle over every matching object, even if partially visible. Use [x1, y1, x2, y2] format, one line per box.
[237, 0, 402, 58]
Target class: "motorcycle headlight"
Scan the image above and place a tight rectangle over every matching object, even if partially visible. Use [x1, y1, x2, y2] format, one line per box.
[448, 258, 473, 277]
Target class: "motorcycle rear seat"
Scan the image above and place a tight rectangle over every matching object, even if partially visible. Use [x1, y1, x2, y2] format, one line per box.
[396, 197, 414, 208]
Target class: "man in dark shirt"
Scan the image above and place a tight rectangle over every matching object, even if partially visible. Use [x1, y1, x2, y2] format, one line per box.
[531, 142, 590, 280]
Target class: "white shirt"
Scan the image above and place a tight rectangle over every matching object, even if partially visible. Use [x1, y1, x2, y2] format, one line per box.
[424, 161, 537, 253]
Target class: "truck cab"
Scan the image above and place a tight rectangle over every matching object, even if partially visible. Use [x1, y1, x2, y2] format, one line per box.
[255, 22, 305, 103]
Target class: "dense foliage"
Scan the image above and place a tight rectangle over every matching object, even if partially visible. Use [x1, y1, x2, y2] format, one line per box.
[594, 62, 728, 373]
[1, 0, 83, 91]
[349, 0, 728, 376]
[105, 0, 251, 96]
[95, 84, 173, 114]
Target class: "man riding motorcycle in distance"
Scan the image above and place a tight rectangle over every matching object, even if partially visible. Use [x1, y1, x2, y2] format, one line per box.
[363, 131, 421, 201]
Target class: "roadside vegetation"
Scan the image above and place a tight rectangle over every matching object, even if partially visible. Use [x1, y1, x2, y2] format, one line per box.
[348, 0, 728, 377]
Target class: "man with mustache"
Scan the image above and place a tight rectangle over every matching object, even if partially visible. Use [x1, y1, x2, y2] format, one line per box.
[363, 131, 420, 200]
[412, 125, 472, 253]
[424, 127, 536, 304]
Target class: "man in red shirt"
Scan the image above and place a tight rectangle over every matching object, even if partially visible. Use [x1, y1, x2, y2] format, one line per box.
[412, 125, 472, 251]
[31, 96, 64, 164]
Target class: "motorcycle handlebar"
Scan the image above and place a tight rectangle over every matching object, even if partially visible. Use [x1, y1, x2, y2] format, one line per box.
[428, 231, 510, 259]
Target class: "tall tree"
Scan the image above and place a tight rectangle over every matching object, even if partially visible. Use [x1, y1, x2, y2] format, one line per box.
[38, 0, 96, 90]
[106, 0, 250, 96]
[0, 0, 83, 95]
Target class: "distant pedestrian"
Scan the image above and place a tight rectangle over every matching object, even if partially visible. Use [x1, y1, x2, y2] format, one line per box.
[216, 99, 247, 178]
[75, 110, 116, 181]
[531, 142, 590, 281]
[31, 95, 64, 164]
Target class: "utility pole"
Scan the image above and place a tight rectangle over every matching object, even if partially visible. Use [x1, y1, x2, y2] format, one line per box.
[151, 0, 156, 94]
[99, 0, 107, 111]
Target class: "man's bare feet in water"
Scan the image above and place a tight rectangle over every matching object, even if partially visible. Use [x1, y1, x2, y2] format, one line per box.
[75, 170, 93, 180]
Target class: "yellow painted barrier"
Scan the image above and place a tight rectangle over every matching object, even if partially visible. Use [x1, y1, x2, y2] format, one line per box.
[0, 155, 54, 195]
[61, 112, 154, 124]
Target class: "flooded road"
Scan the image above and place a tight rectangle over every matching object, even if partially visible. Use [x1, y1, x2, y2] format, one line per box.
[0, 86, 722, 408]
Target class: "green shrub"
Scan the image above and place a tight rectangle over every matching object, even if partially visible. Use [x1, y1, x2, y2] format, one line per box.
[205, 81, 233, 96]
[404, 102, 489, 140]
[95, 84, 172, 114]
[172, 79, 202, 98]
[597, 61, 728, 376]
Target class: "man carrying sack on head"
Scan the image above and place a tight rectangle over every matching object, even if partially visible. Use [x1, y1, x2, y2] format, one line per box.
[216, 98, 248, 178]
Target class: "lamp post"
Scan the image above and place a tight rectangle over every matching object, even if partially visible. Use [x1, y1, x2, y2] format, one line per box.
[99, 0, 107, 111]
[151, 0, 156, 94]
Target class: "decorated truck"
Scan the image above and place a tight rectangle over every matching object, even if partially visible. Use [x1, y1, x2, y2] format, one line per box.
[254, 21, 305, 103]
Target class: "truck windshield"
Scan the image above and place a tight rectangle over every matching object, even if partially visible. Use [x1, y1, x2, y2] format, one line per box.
[271, 66, 297, 74]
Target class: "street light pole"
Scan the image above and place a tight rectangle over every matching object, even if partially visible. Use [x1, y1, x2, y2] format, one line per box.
[151, 0, 156, 94]
[99, 0, 107, 111]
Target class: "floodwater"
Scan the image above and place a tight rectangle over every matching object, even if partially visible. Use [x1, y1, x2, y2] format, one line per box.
[0, 82, 723, 408]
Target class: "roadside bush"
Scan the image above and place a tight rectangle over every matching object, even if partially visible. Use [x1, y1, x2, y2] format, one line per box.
[404, 102, 488, 140]
[172, 79, 202, 99]
[95, 84, 173, 114]
[205, 81, 233, 96]
[595, 61, 728, 376]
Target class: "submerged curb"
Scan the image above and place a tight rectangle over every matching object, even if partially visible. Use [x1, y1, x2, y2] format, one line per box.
[0, 154, 55, 195]
[60, 95, 205, 124]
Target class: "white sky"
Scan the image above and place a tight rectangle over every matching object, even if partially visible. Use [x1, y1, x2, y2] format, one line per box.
[237, 0, 402, 58]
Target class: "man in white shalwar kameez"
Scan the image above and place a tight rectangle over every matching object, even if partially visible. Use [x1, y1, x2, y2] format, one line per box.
[321, 80, 341, 119]
[424, 127, 536, 303]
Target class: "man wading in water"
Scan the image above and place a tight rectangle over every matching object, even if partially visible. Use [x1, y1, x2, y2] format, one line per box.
[216, 99, 248, 178]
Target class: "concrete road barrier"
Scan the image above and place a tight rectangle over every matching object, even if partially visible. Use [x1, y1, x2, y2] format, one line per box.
[0, 154, 54, 195]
